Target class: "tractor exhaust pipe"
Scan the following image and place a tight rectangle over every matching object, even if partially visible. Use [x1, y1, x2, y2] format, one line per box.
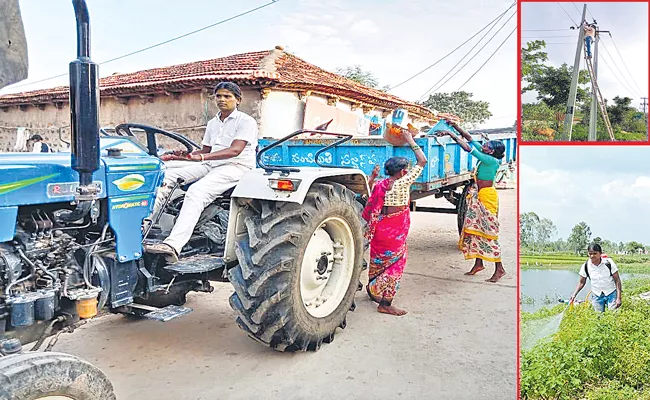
[62, 0, 100, 221]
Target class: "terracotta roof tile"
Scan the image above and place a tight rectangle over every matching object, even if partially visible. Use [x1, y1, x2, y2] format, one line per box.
[0, 48, 438, 119]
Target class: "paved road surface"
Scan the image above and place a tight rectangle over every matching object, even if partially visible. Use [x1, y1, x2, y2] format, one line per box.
[54, 186, 518, 400]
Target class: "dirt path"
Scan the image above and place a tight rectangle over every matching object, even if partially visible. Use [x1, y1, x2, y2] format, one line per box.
[53, 187, 517, 400]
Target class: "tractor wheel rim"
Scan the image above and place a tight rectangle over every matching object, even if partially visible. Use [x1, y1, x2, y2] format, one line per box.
[300, 216, 355, 318]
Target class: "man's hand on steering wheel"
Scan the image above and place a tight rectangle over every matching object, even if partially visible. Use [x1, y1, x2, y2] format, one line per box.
[160, 149, 193, 162]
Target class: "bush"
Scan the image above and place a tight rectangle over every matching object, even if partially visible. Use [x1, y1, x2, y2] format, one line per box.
[521, 294, 650, 399]
[570, 123, 589, 141]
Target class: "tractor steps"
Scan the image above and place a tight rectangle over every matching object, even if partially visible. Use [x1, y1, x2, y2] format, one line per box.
[129, 303, 193, 322]
[164, 254, 225, 274]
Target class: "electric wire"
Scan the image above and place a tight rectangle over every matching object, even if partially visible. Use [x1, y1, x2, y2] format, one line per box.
[522, 29, 571, 32]
[457, 26, 517, 91]
[607, 34, 645, 94]
[521, 35, 575, 38]
[598, 43, 641, 97]
[418, 11, 516, 100]
[387, 1, 516, 91]
[7, 1, 279, 90]
[557, 2, 578, 26]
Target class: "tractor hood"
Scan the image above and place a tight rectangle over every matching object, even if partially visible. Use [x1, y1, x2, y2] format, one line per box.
[0, 0, 29, 90]
[0, 137, 164, 207]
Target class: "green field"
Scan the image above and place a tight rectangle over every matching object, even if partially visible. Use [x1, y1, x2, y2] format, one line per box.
[520, 277, 650, 399]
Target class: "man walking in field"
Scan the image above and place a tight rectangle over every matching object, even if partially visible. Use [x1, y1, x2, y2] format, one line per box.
[569, 243, 622, 312]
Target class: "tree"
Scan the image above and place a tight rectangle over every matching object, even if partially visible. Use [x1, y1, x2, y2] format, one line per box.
[567, 221, 592, 254]
[521, 40, 549, 81]
[535, 218, 557, 251]
[520, 212, 557, 252]
[522, 63, 591, 108]
[335, 65, 389, 90]
[626, 241, 644, 254]
[600, 239, 616, 253]
[522, 102, 554, 122]
[520, 212, 540, 251]
[607, 96, 635, 126]
[420, 91, 492, 128]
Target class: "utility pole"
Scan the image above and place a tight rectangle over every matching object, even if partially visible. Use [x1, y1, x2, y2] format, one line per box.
[588, 28, 609, 141]
[642, 97, 648, 137]
[588, 31, 600, 141]
[562, 4, 587, 141]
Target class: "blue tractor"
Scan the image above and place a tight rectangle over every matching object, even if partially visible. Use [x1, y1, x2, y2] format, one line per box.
[0, 1, 372, 397]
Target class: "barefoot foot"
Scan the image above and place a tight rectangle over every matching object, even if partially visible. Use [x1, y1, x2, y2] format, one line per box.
[464, 266, 485, 276]
[486, 270, 506, 282]
[377, 304, 408, 316]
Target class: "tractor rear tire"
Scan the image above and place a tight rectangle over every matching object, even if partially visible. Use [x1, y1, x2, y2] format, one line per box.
[0, 352, 115, 400]
[457, 183, 471, 235]
[229, 182, 364, 352]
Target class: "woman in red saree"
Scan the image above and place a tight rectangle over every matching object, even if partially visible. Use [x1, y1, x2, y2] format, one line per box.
[362, 131, 427, 316]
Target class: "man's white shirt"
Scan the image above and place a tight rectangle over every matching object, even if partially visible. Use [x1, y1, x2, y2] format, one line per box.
[579, 257, 618, 296]
[201, 109, 259, 168]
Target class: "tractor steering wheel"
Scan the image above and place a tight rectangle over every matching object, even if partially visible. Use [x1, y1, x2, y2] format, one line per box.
[112, 123, 200, 157]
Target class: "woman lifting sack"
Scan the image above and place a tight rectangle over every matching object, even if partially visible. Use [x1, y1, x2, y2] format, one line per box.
[438, 120, 507, 283]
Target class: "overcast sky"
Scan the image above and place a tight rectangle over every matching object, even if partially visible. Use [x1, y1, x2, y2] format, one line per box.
[1, 0, 517, 128]
[520, 146, 650, 244]
[521, 2, 648, 110]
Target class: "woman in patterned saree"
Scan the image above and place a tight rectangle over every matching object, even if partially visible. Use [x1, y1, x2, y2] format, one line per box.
[362, 130, 427, 316]
[439, 120, 507, 283]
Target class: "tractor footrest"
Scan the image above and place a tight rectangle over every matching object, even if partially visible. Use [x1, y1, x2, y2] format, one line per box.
[132, 304, 193, 322]
[164, 254, 224, 274]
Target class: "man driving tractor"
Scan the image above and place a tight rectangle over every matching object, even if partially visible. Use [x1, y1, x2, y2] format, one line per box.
[144, 81, 258, 262]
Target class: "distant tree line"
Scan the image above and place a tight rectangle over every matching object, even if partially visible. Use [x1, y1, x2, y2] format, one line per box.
[520, 212, 647, 255]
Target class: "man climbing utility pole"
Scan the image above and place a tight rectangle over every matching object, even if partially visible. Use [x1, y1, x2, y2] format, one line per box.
[562, 4, 588, 140]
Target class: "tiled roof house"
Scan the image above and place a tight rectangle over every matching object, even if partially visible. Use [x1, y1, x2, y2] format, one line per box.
[0, 46, 440, 148]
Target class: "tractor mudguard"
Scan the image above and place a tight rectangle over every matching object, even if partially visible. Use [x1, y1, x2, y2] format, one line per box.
[231, 167, 369, 205]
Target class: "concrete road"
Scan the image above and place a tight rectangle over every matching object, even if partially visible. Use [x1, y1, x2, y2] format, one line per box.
[54, 187, 518, 400]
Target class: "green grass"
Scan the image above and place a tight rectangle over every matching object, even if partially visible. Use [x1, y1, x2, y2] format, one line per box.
[521, 292, 650, 399]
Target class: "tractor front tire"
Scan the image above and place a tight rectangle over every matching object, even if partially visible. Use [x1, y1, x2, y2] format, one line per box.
[229, 182, 364, 352]
[0, 352, 115, 400]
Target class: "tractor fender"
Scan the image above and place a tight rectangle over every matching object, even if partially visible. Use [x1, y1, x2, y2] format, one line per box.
[231, 167, 369, 204]
[224, 167, 369, 263]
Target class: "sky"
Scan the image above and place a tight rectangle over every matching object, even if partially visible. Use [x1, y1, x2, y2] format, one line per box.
[521, 2, 649, 111]
[0, 0, 517, 128]
[519, 146, 650, 244]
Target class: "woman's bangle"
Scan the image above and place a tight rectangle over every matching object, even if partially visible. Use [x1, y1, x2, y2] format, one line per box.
[411, 145, 420, 151]
[200, 153, 205, 161]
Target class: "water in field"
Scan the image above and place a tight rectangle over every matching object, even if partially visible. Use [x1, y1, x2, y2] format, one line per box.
[520, 270, 581, 313]
[520, 269, 644, 313]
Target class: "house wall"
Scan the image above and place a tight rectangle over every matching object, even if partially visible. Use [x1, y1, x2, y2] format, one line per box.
[0, 88, 263, 151]
[259, 91, 304, 139]
[257, 90, 430, 140]
[0, 86, 430, 151]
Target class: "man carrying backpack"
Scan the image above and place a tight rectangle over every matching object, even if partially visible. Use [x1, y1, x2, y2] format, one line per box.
[569, 242, 622, 312]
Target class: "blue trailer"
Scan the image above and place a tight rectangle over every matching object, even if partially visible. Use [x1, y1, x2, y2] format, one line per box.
[257, 129, 516, 233]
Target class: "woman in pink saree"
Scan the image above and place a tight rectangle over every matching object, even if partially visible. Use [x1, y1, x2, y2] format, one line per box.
[362, 131, 427, 316]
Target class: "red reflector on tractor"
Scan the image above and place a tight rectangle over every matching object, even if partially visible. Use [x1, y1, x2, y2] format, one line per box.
[268, 179, 298, 191]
